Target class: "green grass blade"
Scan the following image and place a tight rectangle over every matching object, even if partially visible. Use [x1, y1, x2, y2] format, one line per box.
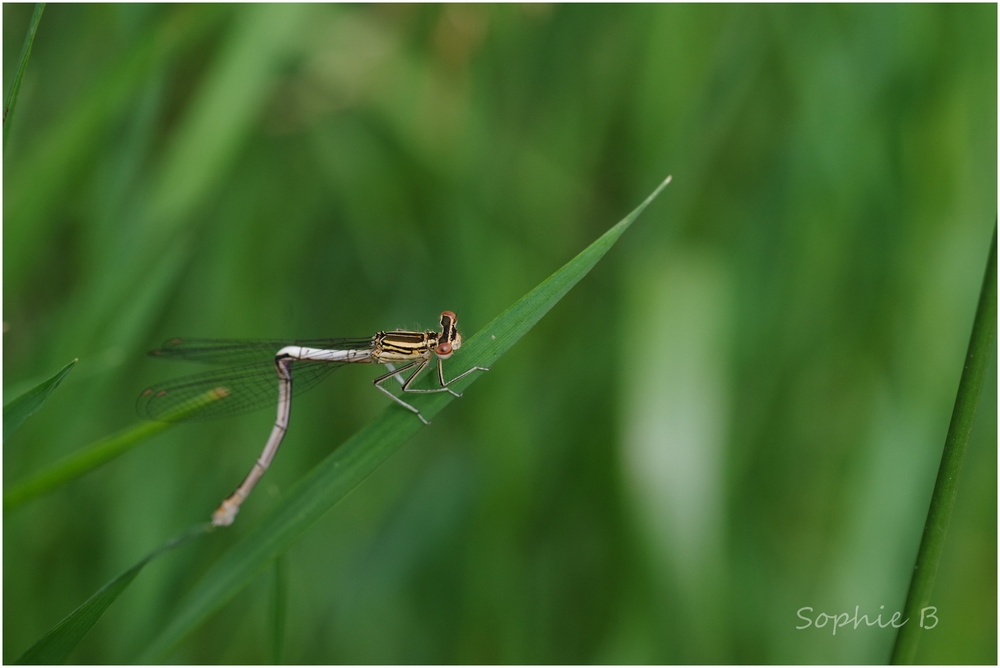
[5, 389, 231, 511]
[5, 421, 167, 510]
[890, 223, 997, 664]
[271, 555, 287, 664]
[15, 523, 211, 665]
[140, 175, 672, 661]
[144, 3, 312, 231]
[4, 7, 225, 295]
[2, 3, 45, 147]
[3, 358, 76, 442]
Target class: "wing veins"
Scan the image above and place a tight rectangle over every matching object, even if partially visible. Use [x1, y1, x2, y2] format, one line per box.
[137, 358, 354, 422]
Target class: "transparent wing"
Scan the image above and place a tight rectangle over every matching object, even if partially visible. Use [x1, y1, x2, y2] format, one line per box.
[149, 337, 375, 366]
[137, 359, 350, 422]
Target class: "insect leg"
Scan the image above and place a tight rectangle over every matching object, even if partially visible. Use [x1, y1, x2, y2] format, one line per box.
[384, 362, 406, 386]
[434, 357, 491, 397]
[398, 358, 491, 399]
[373, 360, 430, 424]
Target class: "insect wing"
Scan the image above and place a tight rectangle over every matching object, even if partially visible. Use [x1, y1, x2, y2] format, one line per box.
[137, 359, 343, 422]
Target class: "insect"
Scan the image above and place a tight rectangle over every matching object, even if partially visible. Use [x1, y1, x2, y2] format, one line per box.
[138, 311, 489, 526]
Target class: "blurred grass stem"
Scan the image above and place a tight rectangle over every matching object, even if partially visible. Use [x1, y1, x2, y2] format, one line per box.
[272, 555, 287, 664]
[4, 421, 170, 511]
[4, 389, 228, 511]
[890, 223, 997, 663]
[3, 3, 45, 147]
[15, 522, 212, 664]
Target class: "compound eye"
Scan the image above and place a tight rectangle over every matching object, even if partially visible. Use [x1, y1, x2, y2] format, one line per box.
[441, 311, 457, 325]
[435, 341, 453, 357]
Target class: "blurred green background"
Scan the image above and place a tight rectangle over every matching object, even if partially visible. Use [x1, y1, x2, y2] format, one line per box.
[3, 3, 996, 663]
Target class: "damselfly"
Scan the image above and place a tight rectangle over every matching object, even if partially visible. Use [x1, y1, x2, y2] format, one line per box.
[138, 311, 488, 526]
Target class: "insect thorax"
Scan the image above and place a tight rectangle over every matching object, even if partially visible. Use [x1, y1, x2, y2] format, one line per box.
[371, 330, 437, 363]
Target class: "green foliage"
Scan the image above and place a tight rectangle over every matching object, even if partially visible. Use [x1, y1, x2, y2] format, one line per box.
[15, 524, 211, 665]
[3, 358, 74, 441]
[5, 420, 166, 509]
[892, 226, 997, 663]
[141, 179, 668, 661]
[2, 3, 44, 146]
[5, 388, 230, 510]
[270, 556, 286, 665]
[3, 5, 995, 663]
[16, 184, 667, 663]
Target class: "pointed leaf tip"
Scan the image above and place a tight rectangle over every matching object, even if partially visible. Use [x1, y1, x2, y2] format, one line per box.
[3, 358, 77, 441]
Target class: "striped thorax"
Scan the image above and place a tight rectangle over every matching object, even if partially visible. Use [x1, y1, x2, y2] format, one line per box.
[371, 311, 463, 363]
